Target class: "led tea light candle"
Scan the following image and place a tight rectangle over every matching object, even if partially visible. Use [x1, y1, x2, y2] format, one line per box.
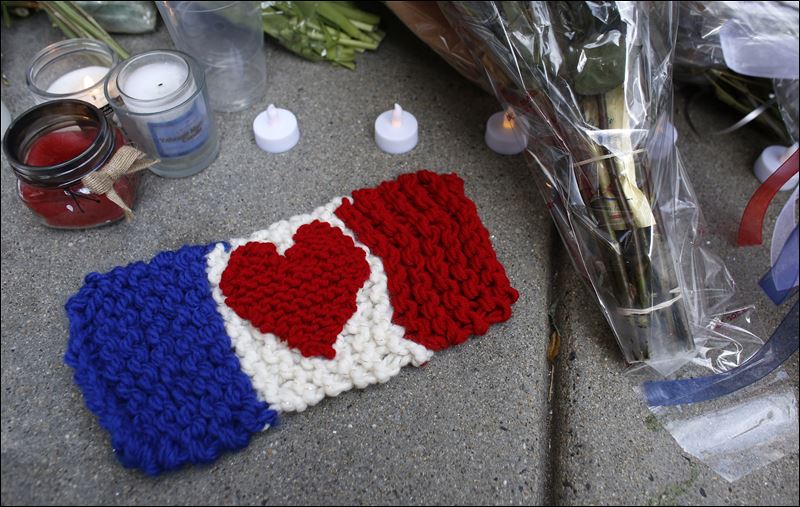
[485, 109, 527, 155]
[375, 103, 418, 154]
[105, 50, 219, 178]
[27, 40, 116, 109]
[754, 143, 799, 191]
[253, 104, 299, 153]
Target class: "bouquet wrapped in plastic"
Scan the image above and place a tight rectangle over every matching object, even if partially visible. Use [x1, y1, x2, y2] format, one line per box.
[440, 1, 716, 367]
[428, 3, 798, 480]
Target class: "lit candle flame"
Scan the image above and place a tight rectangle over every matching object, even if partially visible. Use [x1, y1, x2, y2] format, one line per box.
[82, 75, 96, 89]
[502, 109, 515, 129]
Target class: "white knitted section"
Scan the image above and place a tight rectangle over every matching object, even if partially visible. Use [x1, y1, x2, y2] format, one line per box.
[206, 197, 434, 413]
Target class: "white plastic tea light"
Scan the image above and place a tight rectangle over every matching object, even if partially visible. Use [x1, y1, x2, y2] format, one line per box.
[754, 143, 799, 191]
[374, 103, 418, 154]
[485, 109, 526, 155]
[253, 104, 300, 153]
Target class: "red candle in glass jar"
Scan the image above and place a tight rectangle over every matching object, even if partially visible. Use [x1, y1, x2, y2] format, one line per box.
[4, 100, 140, 229]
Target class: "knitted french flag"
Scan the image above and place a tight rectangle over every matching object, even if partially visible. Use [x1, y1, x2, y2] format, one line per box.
[65, 171, 518, 475]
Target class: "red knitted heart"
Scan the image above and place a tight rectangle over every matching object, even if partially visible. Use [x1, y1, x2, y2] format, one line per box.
[219, 220, 370, 359]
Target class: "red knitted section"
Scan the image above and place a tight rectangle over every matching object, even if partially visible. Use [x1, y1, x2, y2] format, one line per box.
[220, 220, 370, 359]
[335, 170, 519, 351]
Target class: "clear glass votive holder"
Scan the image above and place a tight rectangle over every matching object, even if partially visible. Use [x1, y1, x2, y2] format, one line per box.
[27, 38, 118, 111]
[104, 49, 219, 178]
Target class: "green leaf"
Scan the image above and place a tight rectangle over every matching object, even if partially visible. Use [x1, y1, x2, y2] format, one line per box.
[569, 30, 626, 96]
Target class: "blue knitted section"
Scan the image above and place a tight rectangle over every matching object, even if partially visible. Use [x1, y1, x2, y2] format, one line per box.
[64, 244, 278, 475]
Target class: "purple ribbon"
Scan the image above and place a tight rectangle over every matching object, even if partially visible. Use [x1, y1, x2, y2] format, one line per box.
[760, 225, 799, 305]
[643, 301, 799, 407]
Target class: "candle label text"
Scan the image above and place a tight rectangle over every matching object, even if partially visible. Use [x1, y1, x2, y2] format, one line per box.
[147, 99, 210, 158]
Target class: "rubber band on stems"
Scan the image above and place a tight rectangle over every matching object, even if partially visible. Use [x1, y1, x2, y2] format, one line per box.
[618, 288, 683, 316]
[574, 148, 647, 167]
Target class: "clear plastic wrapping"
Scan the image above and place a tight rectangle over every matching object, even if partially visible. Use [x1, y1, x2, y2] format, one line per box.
[386, 1, 489, 91]
[651, 370, 798, 482]
[676, 1, 799, 73]
[676, 1, 799, 143]
[440, 1, 709, 369]
[424, 1, 798, 480]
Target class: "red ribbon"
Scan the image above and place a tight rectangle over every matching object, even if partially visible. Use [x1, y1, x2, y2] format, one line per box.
[737, 148, 799, 246]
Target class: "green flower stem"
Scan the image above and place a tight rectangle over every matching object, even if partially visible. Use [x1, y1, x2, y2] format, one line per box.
[31, 1, 129, 58]
[66, 0, 128, 58]
[44, 6, 78, 38]
[349, 18, 375, 32]
[367, 29, 385, 44]
[315, 1, 372, 44]
[332, 36, 378, 50]
[706, 70, 789, 143]
[328, 2, 379, 25]
[580, 97, 647, 360]
[262, 1, 381, 69]
[595, 94, 651, 318]
[303, 27, 377, 50]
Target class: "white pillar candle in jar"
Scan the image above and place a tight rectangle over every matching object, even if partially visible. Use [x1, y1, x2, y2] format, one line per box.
[118, 58, 197, 114]
[45, 65, 110, 108]
[114, 51, 209, 160]
[27, 39, 117, 110]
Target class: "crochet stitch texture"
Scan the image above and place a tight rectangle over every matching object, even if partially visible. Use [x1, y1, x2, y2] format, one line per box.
[220, 220, 371, 359]
[65, 244, 277, 476]
[336, 171, 519, 350]
[206, 196, 435, 414]
[65, 170, 517, 475]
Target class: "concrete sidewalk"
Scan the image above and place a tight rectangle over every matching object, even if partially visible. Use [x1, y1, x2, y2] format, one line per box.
[1, 7, 797, 506]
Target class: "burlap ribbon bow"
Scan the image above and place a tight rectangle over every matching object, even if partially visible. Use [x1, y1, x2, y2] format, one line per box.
[81, 145, 158, 221]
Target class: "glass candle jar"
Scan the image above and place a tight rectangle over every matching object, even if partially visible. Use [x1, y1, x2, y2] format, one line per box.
[105, 50, 219, 178]
[2, 100, 139, 229]
[27, 39, 117, 111]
